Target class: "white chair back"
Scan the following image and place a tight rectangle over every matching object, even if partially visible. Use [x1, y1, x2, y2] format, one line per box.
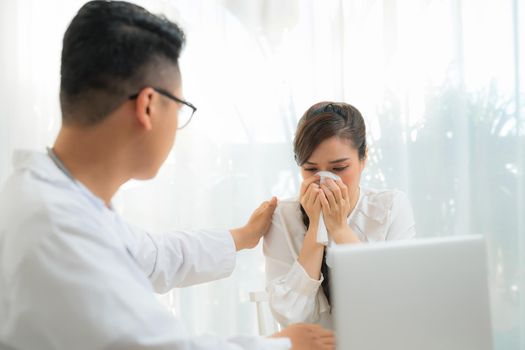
[249, 291, 280, 336]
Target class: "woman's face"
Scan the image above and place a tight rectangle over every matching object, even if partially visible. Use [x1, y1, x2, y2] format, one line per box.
[300, 136, 366, 197]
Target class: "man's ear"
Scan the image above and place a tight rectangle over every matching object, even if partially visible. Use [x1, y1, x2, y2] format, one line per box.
[134, 87, 156, 131]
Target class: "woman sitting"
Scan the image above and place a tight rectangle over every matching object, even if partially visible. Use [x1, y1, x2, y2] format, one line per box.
[263, 101, 416, 329]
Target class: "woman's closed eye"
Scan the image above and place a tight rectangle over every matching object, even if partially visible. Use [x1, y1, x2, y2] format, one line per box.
[303, 166, 348, 172]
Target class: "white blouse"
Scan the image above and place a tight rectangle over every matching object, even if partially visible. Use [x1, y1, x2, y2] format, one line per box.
[263, 187, 416, 329]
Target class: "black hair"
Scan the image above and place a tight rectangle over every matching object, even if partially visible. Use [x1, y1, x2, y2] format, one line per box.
[60, 0, 186, 125]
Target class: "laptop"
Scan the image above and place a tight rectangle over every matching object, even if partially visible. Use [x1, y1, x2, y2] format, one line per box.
[329, 235, 493, 350]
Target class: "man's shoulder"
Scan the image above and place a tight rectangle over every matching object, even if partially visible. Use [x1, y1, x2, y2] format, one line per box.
[0, 168, 109, 276]
[0, 164, 97, 227]
[0, 150, 86, 220]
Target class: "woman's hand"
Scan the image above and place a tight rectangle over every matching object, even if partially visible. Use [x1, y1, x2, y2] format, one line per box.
[300, 175, 322, 227]
[230, 197, 278, 251]
[297, 175, 326, 280]
[319, 179, 360, 244]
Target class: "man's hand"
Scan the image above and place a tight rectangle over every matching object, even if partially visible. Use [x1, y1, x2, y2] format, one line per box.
[230, 197, 278, 251]
[271, 323, 335, 350]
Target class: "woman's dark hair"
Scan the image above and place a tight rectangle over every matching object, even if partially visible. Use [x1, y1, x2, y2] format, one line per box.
[293, 101, 367, 306]
[60, 1, 186, 125]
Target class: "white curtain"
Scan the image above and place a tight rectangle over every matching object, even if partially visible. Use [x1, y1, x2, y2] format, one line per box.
[0, 0, 523, 348]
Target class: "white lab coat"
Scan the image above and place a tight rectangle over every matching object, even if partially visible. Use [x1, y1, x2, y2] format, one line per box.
[0, 150, 290, 350]
[263, 188, 416, 329]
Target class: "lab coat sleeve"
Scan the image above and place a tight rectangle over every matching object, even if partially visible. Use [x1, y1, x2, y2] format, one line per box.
[4, 219, 290, 350]
[129, 227, 237, 293]
[263, 208, 329, 326]
[385, 191, 416, 240]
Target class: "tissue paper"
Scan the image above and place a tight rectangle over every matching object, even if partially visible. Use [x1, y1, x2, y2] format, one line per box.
[315, 171, 341, 245]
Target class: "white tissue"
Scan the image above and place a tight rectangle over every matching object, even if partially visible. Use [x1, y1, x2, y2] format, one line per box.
[315, 171, 341, 245]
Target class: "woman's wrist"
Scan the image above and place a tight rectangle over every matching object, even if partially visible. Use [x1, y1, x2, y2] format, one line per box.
[297, 241, 325, 280]
[330, 225, 360, 244]
[304, 220, 324, 246]
[307, 217, 320, 231]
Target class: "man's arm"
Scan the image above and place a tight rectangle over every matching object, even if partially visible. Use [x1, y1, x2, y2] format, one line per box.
[129, 198, 278, 292]
[133, 228, 237, 291]
[4, 223, 294, 350]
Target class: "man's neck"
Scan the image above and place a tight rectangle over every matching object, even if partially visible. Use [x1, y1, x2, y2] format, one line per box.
[52, 125, 130, 207]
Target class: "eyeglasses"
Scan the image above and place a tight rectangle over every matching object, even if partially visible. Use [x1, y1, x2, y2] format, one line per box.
[129, 87, 197, 129]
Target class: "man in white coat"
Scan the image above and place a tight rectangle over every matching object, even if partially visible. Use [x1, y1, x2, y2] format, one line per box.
[0, 1, 334, 349]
